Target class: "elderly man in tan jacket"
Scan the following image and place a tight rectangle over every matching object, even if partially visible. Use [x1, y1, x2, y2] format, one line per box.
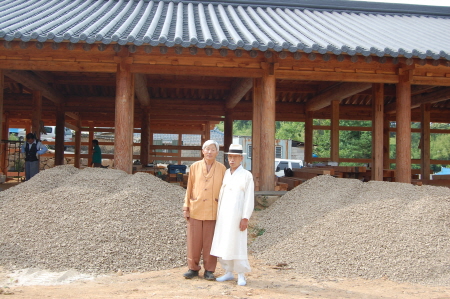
[183, 140, 226, 280]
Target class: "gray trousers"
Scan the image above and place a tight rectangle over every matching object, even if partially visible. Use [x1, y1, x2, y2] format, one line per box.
[25, 160, 40, 181]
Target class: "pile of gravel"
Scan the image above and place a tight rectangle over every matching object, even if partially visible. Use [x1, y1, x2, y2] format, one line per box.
[0, 165, 187, 274]
[250, 175, 450, 286]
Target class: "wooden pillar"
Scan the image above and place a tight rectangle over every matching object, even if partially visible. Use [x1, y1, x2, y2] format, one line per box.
[0, 70, 3, 143]
[383, 117, 391, 169]
[1, 113, 8, 174]
[372, 83, 384, 181]
[260, 68, 276, 191]
[140, 107, 150, 166]
[88, 126, 94, 166]
[54, 105, 65, 166]
[304, 111, 313, 165]
[74, 119, 81, 168]
[114, 56, 135, 173]
[204, 121, 211, 141]
[330, 100, 340, 163]
[31, 90, 42, 139]
[0, 70, 4, 174]
[224, 109, 233, 167]
[396, 69, 412, 183]
[252, 78, 262, 191]
[420, 103, 431, 182]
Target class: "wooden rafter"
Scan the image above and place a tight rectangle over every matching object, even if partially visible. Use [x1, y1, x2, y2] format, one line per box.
[4, 70, 63, 105]
[306, 82, 372, 111]
[225, 78, 253, 109]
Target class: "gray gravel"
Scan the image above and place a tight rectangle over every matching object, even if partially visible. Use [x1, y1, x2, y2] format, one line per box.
[250, 175, 450, 286]
[0, 165, 187, 274]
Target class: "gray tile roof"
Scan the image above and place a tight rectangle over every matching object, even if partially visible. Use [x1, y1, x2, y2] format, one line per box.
[0, 0, 449, 60]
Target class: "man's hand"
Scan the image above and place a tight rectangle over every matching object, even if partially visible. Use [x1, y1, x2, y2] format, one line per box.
[183, 210, 190, 221]
[240, 218, 249, 231]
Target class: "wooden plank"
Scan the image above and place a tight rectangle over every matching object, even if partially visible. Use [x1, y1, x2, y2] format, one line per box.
[278, 177, 304, 190]
[432, 174, 450, 180]
[130, 64, 263, 78]
[292, 168, 334, 175]
[275, 70, 399, 83]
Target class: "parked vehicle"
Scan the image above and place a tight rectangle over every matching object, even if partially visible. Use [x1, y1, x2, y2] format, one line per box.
[275, 158, 303, 177]
[18, 126, 73, 143]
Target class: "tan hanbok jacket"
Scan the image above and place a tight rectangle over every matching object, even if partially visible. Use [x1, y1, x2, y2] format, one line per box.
[183, 159, 226, 220]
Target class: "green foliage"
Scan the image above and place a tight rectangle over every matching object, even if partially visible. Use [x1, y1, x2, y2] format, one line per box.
[8, 134, 19, 141]
[275, 121, 304, 140]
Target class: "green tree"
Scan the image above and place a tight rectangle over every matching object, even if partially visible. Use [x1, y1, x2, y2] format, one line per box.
[275, 121, 304, 140]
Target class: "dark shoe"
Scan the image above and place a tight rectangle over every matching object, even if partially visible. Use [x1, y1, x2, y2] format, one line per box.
[183, 269, 199, 279]
[204, 271, 215, 281]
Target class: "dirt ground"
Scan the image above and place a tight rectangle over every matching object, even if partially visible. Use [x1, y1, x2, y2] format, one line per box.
[1, 256, 450, 299]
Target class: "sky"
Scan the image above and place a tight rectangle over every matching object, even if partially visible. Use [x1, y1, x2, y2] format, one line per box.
[349, 0, 450, 6]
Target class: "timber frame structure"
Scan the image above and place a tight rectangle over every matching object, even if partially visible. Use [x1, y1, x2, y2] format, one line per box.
[1, 0, 450, 190]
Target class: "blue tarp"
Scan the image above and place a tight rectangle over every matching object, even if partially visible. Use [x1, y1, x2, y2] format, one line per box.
[435, 167, 450, 175]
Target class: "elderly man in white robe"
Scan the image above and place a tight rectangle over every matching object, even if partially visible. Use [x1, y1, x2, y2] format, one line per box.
[210, 144, 254, 286]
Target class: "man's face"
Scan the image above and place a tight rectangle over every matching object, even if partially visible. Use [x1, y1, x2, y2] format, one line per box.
[228, 154, 243, 169]
[202, 144, 218, 162]
[27, 138, 35, 143]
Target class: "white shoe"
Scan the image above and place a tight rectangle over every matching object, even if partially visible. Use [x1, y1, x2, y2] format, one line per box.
[216, 272, 234, 282]
[237, 273, 246, 286]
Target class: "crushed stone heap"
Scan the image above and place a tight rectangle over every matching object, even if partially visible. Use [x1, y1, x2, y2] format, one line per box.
[250, 175, 450, 286]
[0, 165, 187, 274]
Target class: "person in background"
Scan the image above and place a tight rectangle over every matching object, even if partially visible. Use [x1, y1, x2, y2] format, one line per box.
[211, 144, 254, 286]
[92, 139, 102, 167]
[182, 140, 226, 280]
[20, 133, 48, 181]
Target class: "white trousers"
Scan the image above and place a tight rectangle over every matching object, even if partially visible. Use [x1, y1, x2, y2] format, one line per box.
[218, 257, 251, 273]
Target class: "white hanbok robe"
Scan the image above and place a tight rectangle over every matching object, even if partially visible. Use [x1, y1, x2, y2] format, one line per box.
[210, 165, 254, 261]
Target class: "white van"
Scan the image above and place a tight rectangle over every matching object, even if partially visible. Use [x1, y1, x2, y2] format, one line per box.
[275, 159, 303, 177]
[18, 126, 73, 142]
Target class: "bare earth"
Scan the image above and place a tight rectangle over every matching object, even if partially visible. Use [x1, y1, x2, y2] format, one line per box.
[1, 256, 449, 299]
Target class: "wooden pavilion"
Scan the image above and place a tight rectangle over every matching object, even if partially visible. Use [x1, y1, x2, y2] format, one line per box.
[1, 0, 450, 190]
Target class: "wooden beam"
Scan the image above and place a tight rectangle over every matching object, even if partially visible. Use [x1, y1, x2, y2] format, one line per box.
[396, 69, 412, 183]
[420, 103, 431, 182]
[304, 111, 313, 165]
[330, 100, 339, 162]
[134, 73, 151, 107]
[224, 109, 233, 167]
[31, 90, 42, 139]
[54, 105, 65, 166]
[386, 87, 450, 113]
[0, 70, 3, 144]
[131, 64, 263, 78]
[372, 83, 384, 181]
[306, 82, 372, 111]
[226, 78, 253, 109]
[411, 87, 450, 108]
[140, 107, 150, 165]
[4, 70, 63, 105]
[74, 118, 81, 168]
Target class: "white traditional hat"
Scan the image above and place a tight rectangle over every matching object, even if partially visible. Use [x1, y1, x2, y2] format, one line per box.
[225, 144, 246, 155]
